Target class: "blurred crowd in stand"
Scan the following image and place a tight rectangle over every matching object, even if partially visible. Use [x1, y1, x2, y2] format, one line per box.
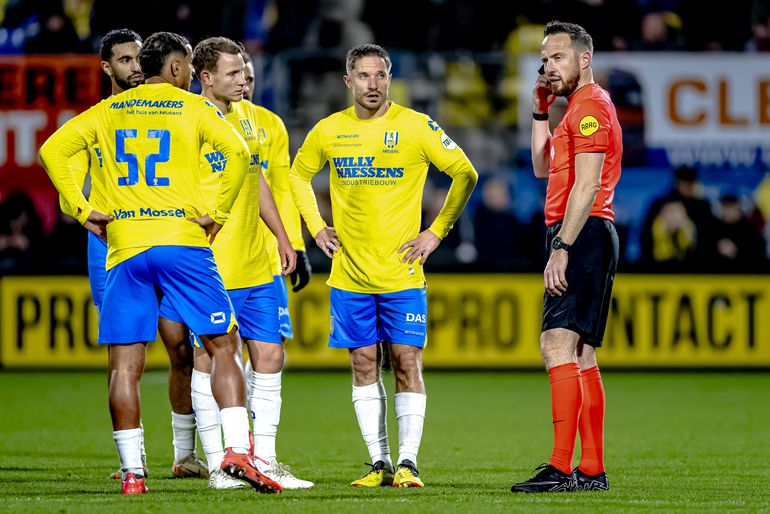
[5, 164, 768, 275]
[1, 0, 767, 55]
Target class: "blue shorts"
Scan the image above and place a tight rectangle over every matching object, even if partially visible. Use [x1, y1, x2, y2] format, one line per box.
[87, 232, 108, 314]
[99, 246, 236, 344]
[165, 282, 283, 347]
[329, 287, 427, 349]
[274, 275, 293, 340]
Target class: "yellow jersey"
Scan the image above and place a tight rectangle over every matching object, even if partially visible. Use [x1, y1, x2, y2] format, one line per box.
[290, 102, 477, 294]
[199, 100, 273, 290]
[59, 145, 105, 218]
[40, 82, 249, 270]
[249, 102, 307, 276]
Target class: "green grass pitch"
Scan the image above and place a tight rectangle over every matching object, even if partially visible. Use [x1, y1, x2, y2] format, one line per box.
[1, 370, 768, 512]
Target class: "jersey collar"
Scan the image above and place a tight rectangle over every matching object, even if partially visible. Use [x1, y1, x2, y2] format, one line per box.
[348, 101, 399, 122]
[567, 82, 597, 104]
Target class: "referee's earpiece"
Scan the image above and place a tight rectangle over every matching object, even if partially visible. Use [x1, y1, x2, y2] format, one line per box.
[538, 64, 545, 76]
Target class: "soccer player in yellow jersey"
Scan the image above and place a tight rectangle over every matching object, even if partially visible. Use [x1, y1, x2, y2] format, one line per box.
[242, 51, 312, 337]
[239, 53, 314, 486]
[161, 36, 311, 491]
[290, 44, 478, 488]
[40, 32, 281, 495]
[61, 28, 207, 482]
[60, 29, 145, 318]
[239, 50, 314, 487]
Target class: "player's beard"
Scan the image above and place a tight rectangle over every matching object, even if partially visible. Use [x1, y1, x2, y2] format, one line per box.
[114, 73, 143, 91]
[551, 63, 580, 97]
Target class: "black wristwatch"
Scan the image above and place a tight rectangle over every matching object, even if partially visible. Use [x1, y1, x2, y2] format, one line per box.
[551, 236, 572, 252]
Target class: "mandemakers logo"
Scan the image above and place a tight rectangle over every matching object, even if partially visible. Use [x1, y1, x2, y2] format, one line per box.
[579, 115, 600, 136]
[384, 131, 399, 149]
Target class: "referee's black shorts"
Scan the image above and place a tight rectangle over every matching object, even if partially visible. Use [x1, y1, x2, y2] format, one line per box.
[542, 216, 619, 348]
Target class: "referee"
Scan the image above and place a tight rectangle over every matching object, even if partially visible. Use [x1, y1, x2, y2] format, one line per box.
[511, 20, 621, 493]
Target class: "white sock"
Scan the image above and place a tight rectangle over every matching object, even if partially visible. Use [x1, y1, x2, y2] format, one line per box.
[139, 421, 146, 463]
[220, 406, 251, 454]
[244, 358, 253, 399]
[249, 370, 282, 462]
[352, 381, 391, 467]
[171, 412, 196, 462]
[191, 369, 224, 472]
[395, 392, 426, 467]
[113, 428, 144, 477]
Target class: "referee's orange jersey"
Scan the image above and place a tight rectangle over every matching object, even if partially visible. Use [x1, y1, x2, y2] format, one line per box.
[545, 83, 622, 226]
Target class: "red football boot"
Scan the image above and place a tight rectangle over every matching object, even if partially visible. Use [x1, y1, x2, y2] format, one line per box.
[220, 448, 282, 494]
[121, 473, 148, 494]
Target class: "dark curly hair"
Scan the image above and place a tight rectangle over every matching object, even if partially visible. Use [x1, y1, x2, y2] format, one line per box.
[99, 29, 142, 61]
[139, 31, 190, 78]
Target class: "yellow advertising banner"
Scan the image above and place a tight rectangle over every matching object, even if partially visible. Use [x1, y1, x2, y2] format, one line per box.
[0, 277, 169, 368]
[1, 274, 769, 369]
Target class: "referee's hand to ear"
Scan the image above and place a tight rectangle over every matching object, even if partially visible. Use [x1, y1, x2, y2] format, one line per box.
[544, 249, 569, 296]
[533, 74, 555, 115]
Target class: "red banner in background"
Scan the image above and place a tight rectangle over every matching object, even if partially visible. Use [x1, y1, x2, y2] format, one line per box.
[0, 55, 103, 231]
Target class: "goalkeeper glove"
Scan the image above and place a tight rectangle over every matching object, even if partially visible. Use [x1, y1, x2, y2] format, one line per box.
[290, 250, 312, 292]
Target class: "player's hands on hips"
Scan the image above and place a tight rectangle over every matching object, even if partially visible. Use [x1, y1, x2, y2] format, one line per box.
[278, 240, 297, 276]
[290, 250, 312, 292]
[84, 210, 114, 242]
[315, 226, 341, 258]
[533, 74, 555, 115]
[188, 214, 222, 244]
[399, 229, 441, 265]
[544, 249, 568, 296]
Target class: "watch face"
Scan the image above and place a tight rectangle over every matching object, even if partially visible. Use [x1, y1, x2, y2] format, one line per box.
[552, 237, 569, 251]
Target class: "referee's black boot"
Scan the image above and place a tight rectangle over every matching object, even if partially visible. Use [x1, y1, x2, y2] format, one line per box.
[510, 463, 578, 493]
[574, 468, 609, 491]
